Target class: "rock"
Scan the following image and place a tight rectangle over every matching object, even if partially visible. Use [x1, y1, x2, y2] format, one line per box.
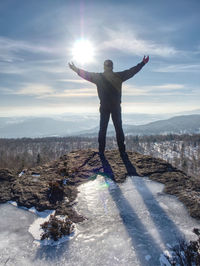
[48, 180, 64, 204]
[0, 169, 15, 202]
[0, 149, 200, 224]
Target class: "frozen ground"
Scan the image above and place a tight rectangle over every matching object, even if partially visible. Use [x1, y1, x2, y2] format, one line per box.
[0, 175, 200, 266]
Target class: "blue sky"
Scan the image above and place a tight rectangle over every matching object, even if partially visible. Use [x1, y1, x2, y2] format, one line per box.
[0, 0, 200, 117]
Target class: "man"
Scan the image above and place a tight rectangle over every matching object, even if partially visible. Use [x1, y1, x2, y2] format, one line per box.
[68, 55, 149, 155]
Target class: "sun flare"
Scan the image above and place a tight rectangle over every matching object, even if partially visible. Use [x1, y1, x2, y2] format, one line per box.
[71, 39, 95, 64]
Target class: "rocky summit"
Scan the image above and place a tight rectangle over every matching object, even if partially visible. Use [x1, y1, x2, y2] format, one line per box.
[0, 149, 200, 224]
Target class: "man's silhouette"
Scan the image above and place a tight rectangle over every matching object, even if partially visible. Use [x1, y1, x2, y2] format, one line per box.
[68, 56, 149, 155]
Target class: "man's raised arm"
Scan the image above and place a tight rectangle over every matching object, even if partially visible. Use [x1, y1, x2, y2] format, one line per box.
[68, 62, 98, 84]
[68, 62, 78, 73]
[118, 55, 149, 82]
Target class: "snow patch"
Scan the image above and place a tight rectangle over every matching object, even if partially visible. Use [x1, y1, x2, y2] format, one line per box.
[63, 178, 67, 185]
[28, 211, 76, 246]
[7, 201, 17, 207]
[28, 210, 74, 246]
[18, 171, 25, 177]
[31, 173, 40, 177]
[7, 201, 74, 246]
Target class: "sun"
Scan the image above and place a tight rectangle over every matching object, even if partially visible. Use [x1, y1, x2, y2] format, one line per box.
[71, 39, 95, 64]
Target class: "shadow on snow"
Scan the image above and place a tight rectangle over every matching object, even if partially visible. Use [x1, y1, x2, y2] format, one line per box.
[99, 152, 182, 265]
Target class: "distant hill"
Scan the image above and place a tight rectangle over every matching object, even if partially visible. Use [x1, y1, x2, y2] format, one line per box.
[77, 115, 200, 136]
[0, 114, 200, 138]
[0, 117, 95, 138]
[125, 114, 200, 135]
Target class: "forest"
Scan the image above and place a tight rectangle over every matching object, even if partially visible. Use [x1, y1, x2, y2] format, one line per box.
[0, 134, 200, 179]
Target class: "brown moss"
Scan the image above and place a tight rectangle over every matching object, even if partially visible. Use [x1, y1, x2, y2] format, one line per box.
[40, 214, 74, 241]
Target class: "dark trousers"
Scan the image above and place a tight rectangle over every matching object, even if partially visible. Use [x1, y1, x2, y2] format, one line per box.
[98, 106, 125, 153]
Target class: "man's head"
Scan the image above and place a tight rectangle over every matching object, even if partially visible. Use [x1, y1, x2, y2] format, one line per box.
[104, 59, 113, 71]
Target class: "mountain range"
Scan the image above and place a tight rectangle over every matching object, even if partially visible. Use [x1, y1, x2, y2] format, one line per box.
[0, 114, 200, 138]
[77, 114, 200, 137]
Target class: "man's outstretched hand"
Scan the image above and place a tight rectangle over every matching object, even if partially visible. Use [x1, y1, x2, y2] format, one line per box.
[143, 55, 149, 64]
[68, 62, 78, 73]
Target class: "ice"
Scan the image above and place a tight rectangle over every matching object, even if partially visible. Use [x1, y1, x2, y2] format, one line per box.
[145, 255, 151, 261]
[160, 253, 171, 266]
[5, 203, 58, 245]
[1, 175, 200, 266]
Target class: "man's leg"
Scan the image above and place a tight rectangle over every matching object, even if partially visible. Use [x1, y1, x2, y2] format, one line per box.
[98, 107, 110, 154]
[111, 107, 125, 153]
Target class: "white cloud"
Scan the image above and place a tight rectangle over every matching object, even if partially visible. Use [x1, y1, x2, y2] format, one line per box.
[0, 104, 98, 117]
[38, 88, 96, 98]
[123, 83, 186, 96]
[1, 101, 199, 117]
[0, 36, 59, 62]
[57, 79, 89, 84]
[2, 83, 96, 99]
[0, 58, 66, 75]
[152, 84, 185, 90]
[123, 84, 148, 96]
[17, 84, 54, 96]
[101, 27, 178, 58]
[122, 102, 200, 114]
[2, 82, 187, 99]
[0, 62, 26, 74]
[153, 64, 200, 73]
[0, 88, 14, 94]
[3, 84, 55, 97]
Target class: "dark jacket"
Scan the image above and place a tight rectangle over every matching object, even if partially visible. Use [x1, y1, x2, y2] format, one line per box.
[77, 61, 145, 109]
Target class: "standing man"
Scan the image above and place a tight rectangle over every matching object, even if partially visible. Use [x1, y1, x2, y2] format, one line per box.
[68, 56, 149, 156]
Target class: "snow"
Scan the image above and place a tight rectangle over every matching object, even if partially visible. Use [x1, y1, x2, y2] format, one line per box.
[28, 207, 54, 218]
[18, 171, 25, 177]
[63, 178, 67, 185]
[140, 140, 200, 177]
[7, 201, 18, 207]
[1, 175, 200, 266]
[7, 202, 65, 246]
[31, 173, 40, 177]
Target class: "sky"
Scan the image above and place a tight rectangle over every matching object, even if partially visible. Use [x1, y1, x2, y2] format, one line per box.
[0, 0, 200, 117]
